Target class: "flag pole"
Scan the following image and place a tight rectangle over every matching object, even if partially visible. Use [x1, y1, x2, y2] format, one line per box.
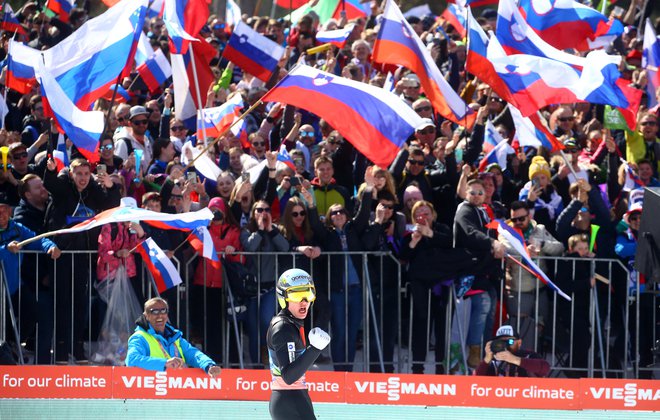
[188, 43, 209, 147]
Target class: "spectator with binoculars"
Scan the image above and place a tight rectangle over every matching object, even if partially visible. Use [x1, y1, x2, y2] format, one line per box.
[475, 325, 550, 377]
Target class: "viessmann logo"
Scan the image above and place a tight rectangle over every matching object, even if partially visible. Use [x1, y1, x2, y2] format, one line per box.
[121, 372, 222, 396]
[589, 383, 660, 407]
[354, 377, 456, 401]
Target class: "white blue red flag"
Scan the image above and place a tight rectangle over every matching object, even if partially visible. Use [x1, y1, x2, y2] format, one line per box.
[196, 93, 244, 139]
[53, 134, 69, 172]
[136, 237, 183, 293]
[621, 160, 645, 192]
[331, 0, 369, 20]
[478, 135, 514, 172]
[261, 64, 423, 168]
[223, 21, 285, 82]
[180, 141, 221, 181]
[453, 0, 498, 7]
[316, 24, 355, 48]
[134, 32, 155, 68]
[509, 105, 564, 152]
[137, 48, 172, 93]
[6, 40, 38, 94]
[373, 0, 475, 127]
[483, 119, 505, 153]
[518, 0, 623, 52]
[187, 226, 220, 268]
[643, 18, 660, 109]
[441, 3, 467, 38]
[163, 0, 201, 54]
[46, 0, 75, 23]
[487, 219, 571, 301]
[277, 144, 296, 171]
[101, 84, 132, 103]
[226, 0, 242, 28]
[2, 4, 26, 36]
[36, 63, 104, 163]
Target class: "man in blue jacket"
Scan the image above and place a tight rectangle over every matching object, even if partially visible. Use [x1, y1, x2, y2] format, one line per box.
[0, 196, 61, 363]
[126, 297, 221, 377]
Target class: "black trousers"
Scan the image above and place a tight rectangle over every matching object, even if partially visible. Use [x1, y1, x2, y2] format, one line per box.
[269, 389, 316, 420]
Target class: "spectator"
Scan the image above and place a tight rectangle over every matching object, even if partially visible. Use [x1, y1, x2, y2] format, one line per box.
[475, 325, 550, 377]
[126, 297, 221, 377]
[519, 156, 563, 235]
[95, 135, 124, 175]
[114, 105, 154, 168]
[310, 155, 350, 217]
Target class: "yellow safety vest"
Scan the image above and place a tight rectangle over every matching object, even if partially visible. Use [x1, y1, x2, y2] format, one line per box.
[133, 329, 186, 363]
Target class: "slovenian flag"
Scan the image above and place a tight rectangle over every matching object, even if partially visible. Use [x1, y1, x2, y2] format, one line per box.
[2, 4, 26, 36]
[163, 0, 209, 54]
[478, 135, 514, 172]
[277, 144, 296, 171]
[621, 160, 645, 192]
[222, 21, 285, 82]
[316, 24, 355, 48]
[46, 0, 75, 23]
[483, 119, 505, 153]
[137, 48, 172, 93]
[52, 134, 70, 172]
[196, 93, 244, 139]
[187, 226, 220, 268]
[441, 3, 467, 38]
[509, 105, 564, 152]
[487, 219, 571, 301]
[261, 64, 423, 168]
[136, 237, 183, 293]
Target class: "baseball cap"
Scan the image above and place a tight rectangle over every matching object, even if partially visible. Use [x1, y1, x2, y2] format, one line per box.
[129, 105, 149, 120]
[495, 324, 519, 339]
[401, 73, 420, 87]
[416, 118, 435, 131]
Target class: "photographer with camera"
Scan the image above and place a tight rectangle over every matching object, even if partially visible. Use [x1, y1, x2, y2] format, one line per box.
[475, 325, 550, 377]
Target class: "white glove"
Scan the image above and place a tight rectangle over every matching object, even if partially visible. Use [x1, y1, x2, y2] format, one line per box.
[308, 327, 331, 350]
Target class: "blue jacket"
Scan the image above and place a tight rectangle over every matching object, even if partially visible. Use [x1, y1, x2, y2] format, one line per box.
[0, 220, 57, 295]
[126, 315, 216, 372]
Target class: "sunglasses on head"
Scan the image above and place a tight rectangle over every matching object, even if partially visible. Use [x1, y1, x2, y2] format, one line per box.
[255, 207, 271, 213]
[100, 144, 114, 151]
[408, 159, 425, 166]
[148, 307, 168, 315]
[558, 116, 575, 122]
[291, 210, 306, 217]
[414, 105, 432, 113]
[132, 119, 148, 125]
[511, 214, 528, 223]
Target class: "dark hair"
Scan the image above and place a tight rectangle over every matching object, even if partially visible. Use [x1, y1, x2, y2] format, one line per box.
[152, 138, 172, 160]
[510, 200, 528, 212]
[377, 189, 398, 204]
[279, 197, 312, 241]
[18, 174, 40, 200]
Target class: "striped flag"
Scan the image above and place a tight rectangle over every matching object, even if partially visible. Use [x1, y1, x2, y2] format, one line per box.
[316, 24, 355, 48]
[137, 48, 172, 93]
[136, 237, 182, 293]
[478, 136, 514, 172]
[483, 120, 505, 153]
[1, 4, 26, 36]
[222, 21, 285, 82]
[509, 105, 564, 152]
[187, 226, 220, 268]
[621, 160, 645, 192]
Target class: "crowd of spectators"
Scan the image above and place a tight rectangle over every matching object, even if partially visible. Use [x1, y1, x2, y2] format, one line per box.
[0, 1, 658, 377]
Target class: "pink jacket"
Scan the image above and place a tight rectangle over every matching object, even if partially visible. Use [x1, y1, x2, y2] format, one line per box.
[97, 223, 142, 281]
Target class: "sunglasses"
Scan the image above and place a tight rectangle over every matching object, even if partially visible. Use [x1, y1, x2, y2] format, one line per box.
[414, 105, 432, 113]
[252, 141, 265, 147]
[629, 214, 641, 221]
[417, 127, 435, 135]
[132, 119, 148, 125]
[380, 204, 394, 210]
[291, 210, 306, 217]
[327, 140, 338, 145]
[171, 126, 186, 131]
[171, 194, 184, 200]
[511, 214, 528, 223]
[299, 131, 315, 138]
[558, 116, 575, 122]
[408, 159, 425, 166]
[148, 307, 168, 315]
[255, 207, 271, 213]
[12, 152, 28, 159]
[330, 209, 346, 216]
[640, 121, 657, 126]
[490, 97, 505, 103]
[285, 286, 316, 303]
[468, 190, 485, 196]
[116, 116, 126, 122]
[100, 144, 114, 151]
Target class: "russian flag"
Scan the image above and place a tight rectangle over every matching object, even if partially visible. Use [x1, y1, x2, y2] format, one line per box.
[621, 160, 645, 192]
[134, 32, 155, 68]
[277, 144, 296, 171]
[643, 18, 660, 109]
[101, 84, 132, 103]
[483, 119, 505, 153]
[478, 136, 514, 172]
[6, 40, 38, 95]
[196, 93, 244, 139]
[261, 64, 423, 168]
[52, 134, 70, 172]
[486, 34, 629, 117]
[222, 21, 285, 82]
[509, 105, 564, 152]
[316, 24, 355, 49]
[36, 63, 104, 164]
[331, 0, 369, 21]
[518, 0, 623, 52]
[187, 226, 220, 268]
[373, 0, 475, 127]
[2, 4, 26, 36]
[441, 3, 467, 38]
[136, 238, 183, 293]
[45, 0, 148, 111]
[487, 219, 571, 301]
[137, 49, 172, 93]
[164, 0, 200, 54]
[46, 0, 75, 23]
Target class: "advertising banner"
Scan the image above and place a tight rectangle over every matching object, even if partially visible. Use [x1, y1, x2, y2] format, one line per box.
[0, 366, 112, 399]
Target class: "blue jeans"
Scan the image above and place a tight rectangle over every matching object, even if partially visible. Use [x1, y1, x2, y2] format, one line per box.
[331, 287, 363, 371]
[246, 288, 276, 365]
[466, 289, 493, 346]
